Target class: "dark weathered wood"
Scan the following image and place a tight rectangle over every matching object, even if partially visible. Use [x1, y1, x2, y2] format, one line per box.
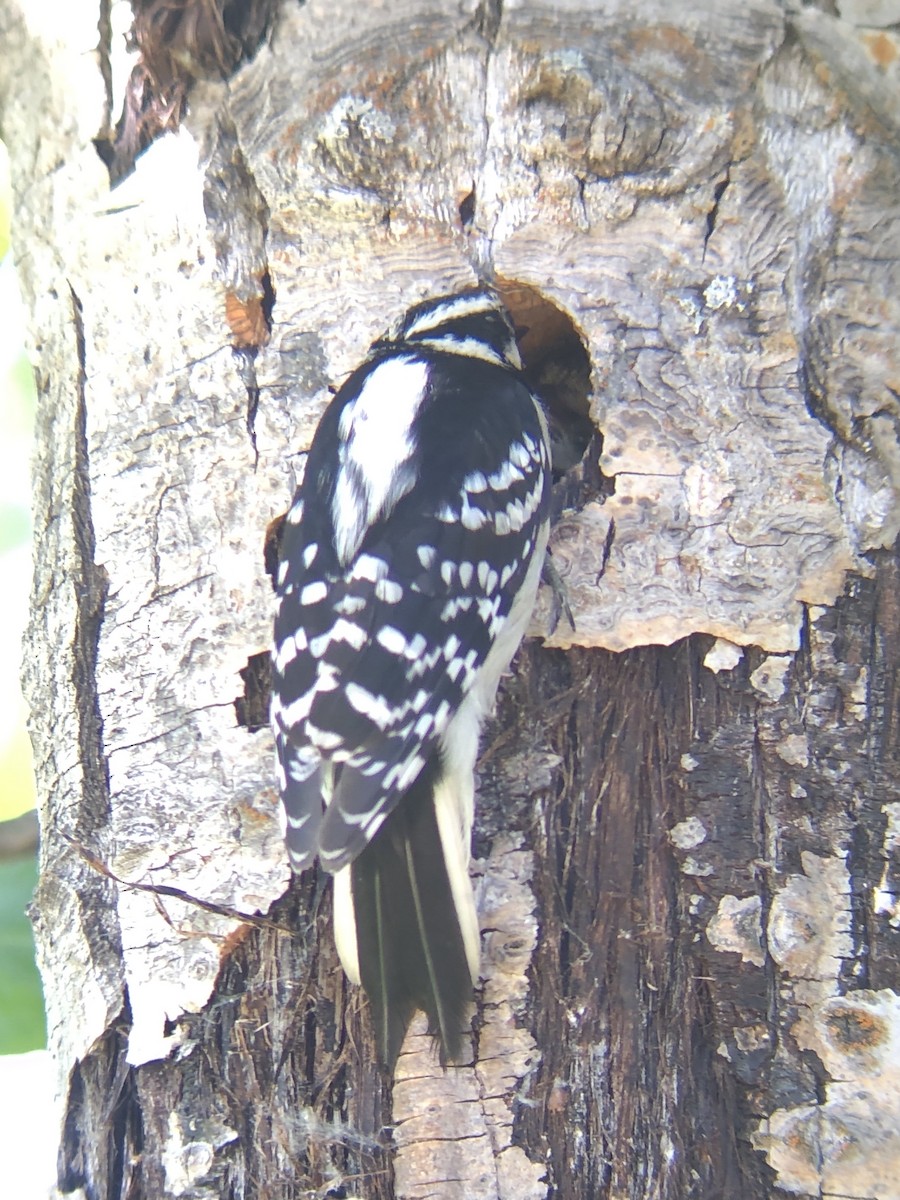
[3, 0, 900, 1196]
[489, 548, 900, 1198]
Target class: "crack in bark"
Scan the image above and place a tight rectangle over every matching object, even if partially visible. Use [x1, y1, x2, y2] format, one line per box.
[235, 349, 262, 467]
[69, 283, 112, 833]
[703, 168, 732, 260]
[59, 282, 139, 1200]
[64, 831, 293, 933]
[96, 0, 114, 137]
[474, 0, 503, 46]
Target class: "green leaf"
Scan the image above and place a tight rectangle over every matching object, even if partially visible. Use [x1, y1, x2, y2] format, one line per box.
[8, 355, 37, 424]
[0, 505, 31, 553]
[0, 854, 45, 1053]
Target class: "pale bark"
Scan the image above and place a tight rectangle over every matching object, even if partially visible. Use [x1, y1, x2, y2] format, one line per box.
[2, 0, 900, 1196]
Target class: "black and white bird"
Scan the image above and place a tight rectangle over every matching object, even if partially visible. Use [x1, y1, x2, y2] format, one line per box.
[271, 288, 552, 1067]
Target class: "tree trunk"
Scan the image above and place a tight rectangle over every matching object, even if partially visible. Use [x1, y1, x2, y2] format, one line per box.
[3, 0, 900, 1196]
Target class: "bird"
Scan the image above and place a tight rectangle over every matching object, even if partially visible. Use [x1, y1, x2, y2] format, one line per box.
[271, 287, 552, 1067]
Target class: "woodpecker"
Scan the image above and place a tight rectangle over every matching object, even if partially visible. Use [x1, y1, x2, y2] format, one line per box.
[271, 288, 552, 1066]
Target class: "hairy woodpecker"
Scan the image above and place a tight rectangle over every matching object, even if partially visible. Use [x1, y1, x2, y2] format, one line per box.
[272, 288, 552, 1066]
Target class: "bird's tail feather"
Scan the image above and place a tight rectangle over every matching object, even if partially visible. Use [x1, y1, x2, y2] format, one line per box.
[347, 754, 478, 1068]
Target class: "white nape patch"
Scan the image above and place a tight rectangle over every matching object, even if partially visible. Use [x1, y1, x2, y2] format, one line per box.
[376, 625, 408, 655]
[332, 356, 429, 564]
[417, 544, 437, 569]
[402, 292, 497, 338]
[345, 681, 396, 728]
[300, 580, 328, 606]
[375, 577, 403, 603]
[412, 334, 507, 366]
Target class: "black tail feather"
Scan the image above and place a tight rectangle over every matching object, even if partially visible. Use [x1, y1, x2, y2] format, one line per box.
[351, 756, 474, 1068]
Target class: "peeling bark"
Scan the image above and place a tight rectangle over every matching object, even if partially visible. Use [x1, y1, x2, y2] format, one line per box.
[2, 0, 900, 1196]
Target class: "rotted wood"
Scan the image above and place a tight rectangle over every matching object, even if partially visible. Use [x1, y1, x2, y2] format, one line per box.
[3, 0, 900, 1196]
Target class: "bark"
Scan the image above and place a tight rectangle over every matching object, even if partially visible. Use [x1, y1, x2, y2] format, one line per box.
[2, 0, 900, 1197]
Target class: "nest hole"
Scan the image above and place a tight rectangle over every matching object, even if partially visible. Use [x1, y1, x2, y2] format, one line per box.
[495, 280, 596, 471]
[496, 279, 607, 513]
